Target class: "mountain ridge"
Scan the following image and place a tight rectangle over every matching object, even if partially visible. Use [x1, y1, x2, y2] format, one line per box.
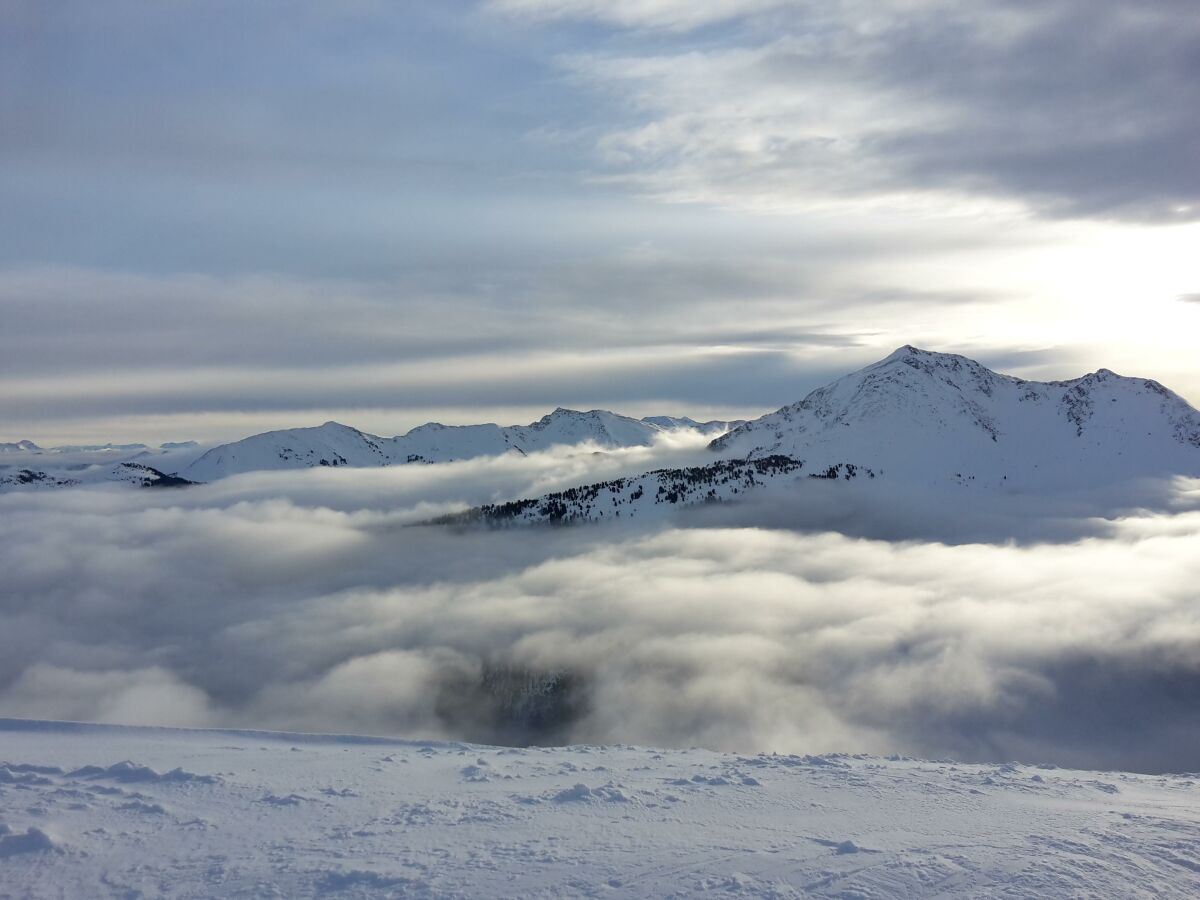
[180, 408, 739, 482]
[435, 346, 1200, 527]
[4, 347, 1197, 494]
[709, 345, 1200, 488]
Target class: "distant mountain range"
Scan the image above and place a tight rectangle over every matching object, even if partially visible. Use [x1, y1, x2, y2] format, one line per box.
[4, 347, 1198, 501]
[179, 409, 740, 482]
[0, 411, 739, 492]
[0, 440, 198, 455]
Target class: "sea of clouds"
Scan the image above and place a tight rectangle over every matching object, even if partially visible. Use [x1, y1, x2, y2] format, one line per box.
[2, 441, 1199, 773]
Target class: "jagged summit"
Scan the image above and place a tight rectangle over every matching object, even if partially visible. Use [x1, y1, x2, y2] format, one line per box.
[711, 348, 1200, 488]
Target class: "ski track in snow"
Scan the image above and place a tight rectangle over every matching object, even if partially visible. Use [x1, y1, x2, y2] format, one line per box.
[2, 719, 1199, 898]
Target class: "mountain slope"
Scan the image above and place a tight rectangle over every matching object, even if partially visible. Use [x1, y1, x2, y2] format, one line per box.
[438, 456, 878, 526]
[710, 345, 1200, 488]
[181, 409, 726, 482]
[0, 462, 196, 492]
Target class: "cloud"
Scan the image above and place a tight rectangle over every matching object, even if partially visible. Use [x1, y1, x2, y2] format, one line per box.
[487, 0, 789, 30]
[2, 457, 1200, 773]
[531, 0, 1200, 222]
[1, 665, 214, 729]
[0, 265, 988, 443]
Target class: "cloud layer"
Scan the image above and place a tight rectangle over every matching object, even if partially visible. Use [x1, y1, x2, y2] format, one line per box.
[3, 457, 1199, 774]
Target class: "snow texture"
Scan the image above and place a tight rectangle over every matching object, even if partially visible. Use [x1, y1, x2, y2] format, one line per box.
[1, 717, 1199, 897]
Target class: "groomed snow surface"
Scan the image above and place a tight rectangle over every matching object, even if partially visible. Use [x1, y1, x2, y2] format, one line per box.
[2, 719, 1199, 898]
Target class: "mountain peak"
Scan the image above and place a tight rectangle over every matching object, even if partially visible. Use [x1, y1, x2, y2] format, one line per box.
[875, 345, 975, 368]
[536, 407, 608, 425]
[710, 347, 1200, 487]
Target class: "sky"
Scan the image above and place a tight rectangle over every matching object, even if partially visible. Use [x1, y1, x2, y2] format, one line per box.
[2, 0, 1199, 444]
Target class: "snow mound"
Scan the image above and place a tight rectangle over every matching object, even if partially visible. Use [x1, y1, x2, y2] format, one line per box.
[0, 826, 57, 858]
[3, 718, 1200, 897]
[67, 760, 217, 784]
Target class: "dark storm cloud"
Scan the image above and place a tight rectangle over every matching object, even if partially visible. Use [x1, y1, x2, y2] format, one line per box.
[1, 464, 1199, 772]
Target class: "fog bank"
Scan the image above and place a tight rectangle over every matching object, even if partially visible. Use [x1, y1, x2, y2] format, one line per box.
[2, 464, 1199, 773]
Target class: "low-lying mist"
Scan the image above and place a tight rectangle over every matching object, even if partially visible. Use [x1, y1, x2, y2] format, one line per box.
[2, 448, 1199, 774]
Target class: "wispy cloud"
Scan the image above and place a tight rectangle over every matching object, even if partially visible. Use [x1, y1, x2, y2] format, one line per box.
[517, 0, 1200, 222]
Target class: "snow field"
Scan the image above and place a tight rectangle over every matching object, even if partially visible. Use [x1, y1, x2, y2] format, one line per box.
[2, 718, 1199, 898]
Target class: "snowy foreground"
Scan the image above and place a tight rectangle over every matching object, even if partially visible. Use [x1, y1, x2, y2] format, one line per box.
[3, 719, 1200, 898]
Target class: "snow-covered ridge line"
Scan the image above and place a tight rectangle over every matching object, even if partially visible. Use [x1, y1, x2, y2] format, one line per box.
[5, 345, 1198, 493]
[0, 440, 198, 455]
[0, 410, 737, 492]
[435, 456, 875, 527]
[179, 408, 739, 482]
[0, 462, 195, 492]
[709, 345, 1200, 488]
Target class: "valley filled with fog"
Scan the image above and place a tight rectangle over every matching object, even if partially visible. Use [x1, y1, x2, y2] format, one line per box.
[6, 2, 1200, 893]
[5, 438, 1199, 775]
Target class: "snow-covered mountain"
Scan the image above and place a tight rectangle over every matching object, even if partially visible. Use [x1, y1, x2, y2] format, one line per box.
[7, 347, 1197, 495]
[0, 440, 171, 456]
[711, 345, 1200, 489]
[0, 462, 195, 492]
[439, 456, 877, 526]
[3, 717, 1199, 898]
[640, 415, 746, 434]
[0, 439, 204, 466]
[180, 408, 726, 482]
[434, 347, 1200, 527]
[0, 439, 208, 494]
